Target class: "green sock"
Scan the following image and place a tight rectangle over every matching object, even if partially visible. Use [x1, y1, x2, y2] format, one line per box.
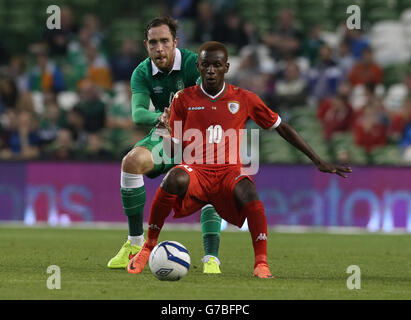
[121, 186, 146, 236]
[201, 205, 222, 258]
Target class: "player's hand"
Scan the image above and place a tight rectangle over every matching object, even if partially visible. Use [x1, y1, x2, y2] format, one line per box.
[158, 107, 170, 126]
[155, 107, 171, 137]
[314, 160, 352, 178]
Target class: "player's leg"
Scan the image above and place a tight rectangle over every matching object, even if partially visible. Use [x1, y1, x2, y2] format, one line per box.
[127, 167, 190, 274]
[201, 205, 222, 274]
[157, 151, 223, 273]
[107, 146, 154, 269]
[233, 178, 273, 279]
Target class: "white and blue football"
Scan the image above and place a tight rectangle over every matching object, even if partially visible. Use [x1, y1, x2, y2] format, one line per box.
[149, 241, 190, 281]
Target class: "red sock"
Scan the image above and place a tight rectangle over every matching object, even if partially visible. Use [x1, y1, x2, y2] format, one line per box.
[240, 200, 268, 268]
[146, 187, 179, 249]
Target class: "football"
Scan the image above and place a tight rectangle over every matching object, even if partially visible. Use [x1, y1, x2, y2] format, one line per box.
[149, 241, 191, 281]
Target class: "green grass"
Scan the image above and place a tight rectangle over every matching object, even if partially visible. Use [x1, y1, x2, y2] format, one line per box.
[0, 226, 410, 300]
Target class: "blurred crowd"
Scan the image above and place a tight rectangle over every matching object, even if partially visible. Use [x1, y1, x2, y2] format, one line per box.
[1, 0, 411, 165]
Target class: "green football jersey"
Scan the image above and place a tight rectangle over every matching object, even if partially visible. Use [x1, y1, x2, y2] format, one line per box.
[130, 48, 199, 113]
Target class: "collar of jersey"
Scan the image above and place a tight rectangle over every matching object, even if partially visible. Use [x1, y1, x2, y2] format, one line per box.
[199, 82, 227, 102]
[151, 48, 182, 76]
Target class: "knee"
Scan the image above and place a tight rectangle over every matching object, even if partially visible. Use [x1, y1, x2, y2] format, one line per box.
[161, 168, 190, 197]
[234, 178, 259, 211]
[122, 147, 153, 174]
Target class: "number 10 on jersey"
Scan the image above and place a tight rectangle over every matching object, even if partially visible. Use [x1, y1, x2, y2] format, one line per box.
[207, 125, 223, 144]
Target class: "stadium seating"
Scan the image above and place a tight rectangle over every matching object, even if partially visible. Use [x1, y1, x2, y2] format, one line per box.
[258, 107, 333, 164]
[370, 19, 411, 70]
[369, 144, 402, 165]
[260, 130, 300, 164]
[383, 63, 411, 88]
[0, 0, 7, 20]
[367, 8, 399, 24]
[384, 83, 409, 112]
[328, 132, 369, 165]
[0, 0, 410, 166]
[398, 0, 411, 11]
[108, 19, 143, 47]
[401, 9, 411, 50]
[297, 0, 331, 26]
[0, 0, 407, 55]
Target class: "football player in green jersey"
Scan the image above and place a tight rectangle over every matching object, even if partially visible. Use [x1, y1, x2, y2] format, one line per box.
[107, 16, 222, 273]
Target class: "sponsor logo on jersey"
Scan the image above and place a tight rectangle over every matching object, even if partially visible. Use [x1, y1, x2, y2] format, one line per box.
[228, 101, 240, 114]
[188, 106, 205, 111]
[153, 86, 163, 94]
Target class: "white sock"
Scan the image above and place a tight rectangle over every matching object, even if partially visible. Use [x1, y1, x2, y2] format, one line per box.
[128, 235, 144, 246]
[202, 255, 221, 265]
[121, 171, 144, 188]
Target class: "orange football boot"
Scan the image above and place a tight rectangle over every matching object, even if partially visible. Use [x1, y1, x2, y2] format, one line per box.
[127, 245, 152, 274]
[253, 263, 274, 279]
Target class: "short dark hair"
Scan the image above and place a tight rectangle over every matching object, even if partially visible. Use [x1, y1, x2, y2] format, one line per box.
[145, 16, 178, 40]
[198, 41, 228, 62]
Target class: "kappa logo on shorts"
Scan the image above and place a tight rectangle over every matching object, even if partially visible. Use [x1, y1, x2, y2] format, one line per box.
[228, 101, 240, 114]
[256, 233, 267, 241]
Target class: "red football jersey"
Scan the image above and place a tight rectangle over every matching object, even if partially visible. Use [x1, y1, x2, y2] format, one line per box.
[169, 82, 281, 168]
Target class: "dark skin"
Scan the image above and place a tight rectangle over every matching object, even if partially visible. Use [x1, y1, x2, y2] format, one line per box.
[196, 49, 229, 96]
[159, 47, 352, 211]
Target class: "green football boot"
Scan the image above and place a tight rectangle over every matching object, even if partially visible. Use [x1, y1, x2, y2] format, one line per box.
[107, 240, 141, 269]
[202, 255, 221, 274]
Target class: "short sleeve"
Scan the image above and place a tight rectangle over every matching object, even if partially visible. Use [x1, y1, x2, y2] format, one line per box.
[169, 91, 186, 142]
[247, 91, 281, 130]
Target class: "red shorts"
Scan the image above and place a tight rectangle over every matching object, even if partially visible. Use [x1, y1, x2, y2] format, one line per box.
[171, 164, 253, 227]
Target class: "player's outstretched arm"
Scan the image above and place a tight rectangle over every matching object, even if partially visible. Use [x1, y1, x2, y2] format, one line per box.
[131, 92, 163, 126]
[275, 121, 352, 178]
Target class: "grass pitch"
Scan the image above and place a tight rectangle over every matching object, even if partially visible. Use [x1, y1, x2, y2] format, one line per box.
[0, 226, 410, 300]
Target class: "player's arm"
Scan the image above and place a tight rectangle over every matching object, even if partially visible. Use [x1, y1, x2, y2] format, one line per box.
[275, 122, 351, 178]
[131, 92, 162, 126]
[130, 67, 162, 126]
[247, 91, 352, 178]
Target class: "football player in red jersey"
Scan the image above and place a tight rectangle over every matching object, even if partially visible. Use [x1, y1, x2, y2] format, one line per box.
[127, 41, 352, 278]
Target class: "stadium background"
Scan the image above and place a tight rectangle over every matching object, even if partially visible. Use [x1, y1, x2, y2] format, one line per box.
[0, 0, 411, 232]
